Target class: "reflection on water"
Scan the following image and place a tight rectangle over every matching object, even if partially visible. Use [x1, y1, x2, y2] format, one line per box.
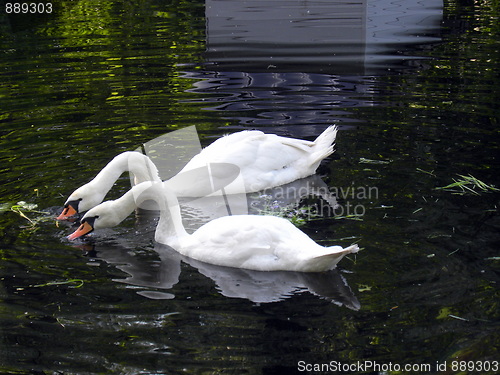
[92, 242, 359, 308]
[193, 0, 442, 129]
[206, 0, 442, 73]
[184, 71, 378, 129]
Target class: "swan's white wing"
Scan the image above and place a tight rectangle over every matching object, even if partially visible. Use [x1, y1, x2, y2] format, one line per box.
[181, 131, 313, 171]
[186, 215, 317, 270]
[177, 128, 336, 194]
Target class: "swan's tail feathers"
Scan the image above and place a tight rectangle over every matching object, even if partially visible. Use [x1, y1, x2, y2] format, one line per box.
[310, 125, 338, 167]
[305, 244, 359, 272]
[338, 244, 360, 256]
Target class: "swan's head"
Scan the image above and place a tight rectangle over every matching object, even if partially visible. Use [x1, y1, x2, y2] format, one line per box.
[67, 201, 122, 240]
[57, 152, 161, 221]
[57, 184, 107, 220]
[67, 181, 164, 240]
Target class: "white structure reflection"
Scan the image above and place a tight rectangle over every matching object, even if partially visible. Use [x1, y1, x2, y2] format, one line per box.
[205, 0, 443, 73]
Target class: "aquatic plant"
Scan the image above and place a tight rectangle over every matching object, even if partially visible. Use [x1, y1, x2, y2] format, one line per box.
[359, 157, 391, 165]
[0, 201, 53, 230]
[254, 194, 363, 225]
[254, 195, 320, 226]
[32, 279, 85, 288]
[436, 174, 500, 195]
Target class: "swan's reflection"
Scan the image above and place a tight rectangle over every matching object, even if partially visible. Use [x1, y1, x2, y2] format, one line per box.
[83, 242, 359, 310]
[248, 173, 338, 215]
[163, 174, 338, 232]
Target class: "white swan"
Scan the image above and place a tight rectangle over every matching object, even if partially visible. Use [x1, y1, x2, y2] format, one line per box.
[57, 126, 338, 219]
[57, 151, 162, 219]
[68, 182, 358, 272]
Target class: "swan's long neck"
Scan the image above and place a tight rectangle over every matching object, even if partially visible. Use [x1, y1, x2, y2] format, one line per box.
[132, 182, 189, 246]
[74, 152, 161, 209]
[90, 154, 132, 194]
[101, 182, 189, 246]
[107, 188, 144, 223]
[94, 151, 161, 189]
[155, 187, 189, 246]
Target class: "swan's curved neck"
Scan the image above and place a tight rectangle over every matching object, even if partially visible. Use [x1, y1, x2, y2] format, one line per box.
[79, 152, 161, 205]
[155, 186, 189, 245]
[103, 182, 189, 245]
[129, 182, 189, 245]
[107, 188, 144, 223]
[94, 151, 160, 188]
[91, 155, 131, 193]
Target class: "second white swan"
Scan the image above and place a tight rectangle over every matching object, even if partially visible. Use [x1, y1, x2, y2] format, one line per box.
[57, 126, 338, 219]
[68, 181, 358, 273]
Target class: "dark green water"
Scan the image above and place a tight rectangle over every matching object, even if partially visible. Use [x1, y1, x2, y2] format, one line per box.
[1, 0, 499, 374]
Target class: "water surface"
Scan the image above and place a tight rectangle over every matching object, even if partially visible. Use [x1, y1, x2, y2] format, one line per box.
[1, 0, 499, 374]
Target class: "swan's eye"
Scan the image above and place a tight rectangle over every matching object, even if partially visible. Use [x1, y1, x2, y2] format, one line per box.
[95, 215, 99, 219]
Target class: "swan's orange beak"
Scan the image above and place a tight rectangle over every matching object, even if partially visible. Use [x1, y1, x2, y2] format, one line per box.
[68, 220, 94, 240]
[57, 202, 78, 220]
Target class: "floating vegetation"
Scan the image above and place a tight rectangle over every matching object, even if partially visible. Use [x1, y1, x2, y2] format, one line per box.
[359, 157, 391, 165]
[416, 168, 436, 176]
[257, 201, 320, 226]
[448, 314, 469, 322]
[0, 201, 53, 230]
[333, 214, 364, 221]
[436, 174, 500, 195]
[357, 284, 372, 292]
[16, 279, 85, 291]
[32, 279, 84, 288]
[255, 195, 363, 225]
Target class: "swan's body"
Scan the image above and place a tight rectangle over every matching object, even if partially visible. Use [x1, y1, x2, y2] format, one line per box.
[69, 182, 358, 272]
[174, 126, 337, 195]
[58, 126, 337, 219]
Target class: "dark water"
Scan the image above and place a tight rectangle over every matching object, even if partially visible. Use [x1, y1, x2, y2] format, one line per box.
[1, 0, 499, 374]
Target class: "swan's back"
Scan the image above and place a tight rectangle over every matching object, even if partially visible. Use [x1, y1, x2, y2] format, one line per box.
[178, 127, 337, 193]
[175, 215, 356, 272]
